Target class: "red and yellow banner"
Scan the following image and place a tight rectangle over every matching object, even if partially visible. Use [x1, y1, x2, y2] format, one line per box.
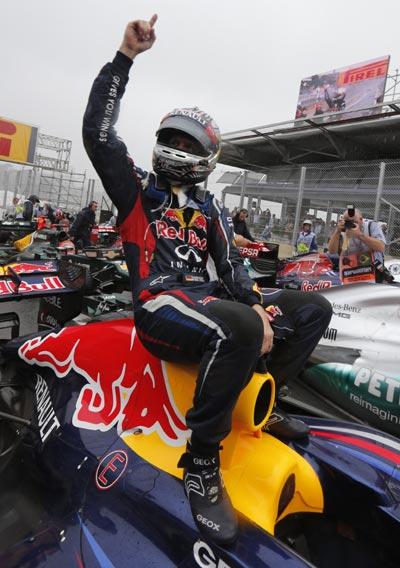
[338, 59, 389, 86]
[0, 116, 38, 165]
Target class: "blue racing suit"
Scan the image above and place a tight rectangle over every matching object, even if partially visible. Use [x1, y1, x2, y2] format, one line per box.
[83, 51, 332, 450]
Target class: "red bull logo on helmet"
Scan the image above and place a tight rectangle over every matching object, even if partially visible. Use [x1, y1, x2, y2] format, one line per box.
[18, 321, 189, 446]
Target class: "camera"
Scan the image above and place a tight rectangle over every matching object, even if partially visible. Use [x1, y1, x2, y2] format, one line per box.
[347, 203, 355, 218]
[342, 203, 356, 231]
[344, 219, 356, 230]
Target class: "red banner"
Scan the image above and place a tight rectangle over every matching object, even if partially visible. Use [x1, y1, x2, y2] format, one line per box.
[338, 59, 389, 86]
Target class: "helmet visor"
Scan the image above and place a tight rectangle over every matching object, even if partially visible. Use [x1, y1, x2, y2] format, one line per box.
[157, 115, 219, 156]
[157, 128, 208, 157]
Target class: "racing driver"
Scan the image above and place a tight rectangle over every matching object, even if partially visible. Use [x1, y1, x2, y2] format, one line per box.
[83, 15, 332, 546]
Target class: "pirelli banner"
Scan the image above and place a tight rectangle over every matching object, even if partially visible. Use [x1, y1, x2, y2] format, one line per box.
[0, 116, 38, 165]
[295, 56, 390, 121]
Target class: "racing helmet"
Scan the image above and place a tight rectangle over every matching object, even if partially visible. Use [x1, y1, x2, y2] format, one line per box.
[302, 219, 313, 226]
[152, 107, 221, 185]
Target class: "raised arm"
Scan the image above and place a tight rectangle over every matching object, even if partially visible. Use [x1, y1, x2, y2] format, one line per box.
[118, 15, 157, 60]
[82, 16, 157, 214]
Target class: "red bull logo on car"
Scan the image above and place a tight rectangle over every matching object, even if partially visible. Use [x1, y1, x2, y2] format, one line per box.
[7, 261, 57, 274]
[0, 275, 64, 296]
[18, 321, 189, 446]
[301, 280, 332, 291]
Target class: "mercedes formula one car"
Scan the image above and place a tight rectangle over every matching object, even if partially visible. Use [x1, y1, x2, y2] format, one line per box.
[0, 317, 399, 567]
[239, 243, 400, 436]
[286, 281, 400, 437]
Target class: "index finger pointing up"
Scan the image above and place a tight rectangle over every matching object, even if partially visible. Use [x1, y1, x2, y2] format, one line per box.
[149, 14, 158, 28]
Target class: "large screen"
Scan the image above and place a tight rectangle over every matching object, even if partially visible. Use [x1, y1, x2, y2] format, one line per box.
[295, 56, 390, 121]
[0, 116, 38, 165]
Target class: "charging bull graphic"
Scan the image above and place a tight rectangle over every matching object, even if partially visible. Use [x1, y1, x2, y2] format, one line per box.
[18, 321, 189, 446]
[7, 261, 57, 274]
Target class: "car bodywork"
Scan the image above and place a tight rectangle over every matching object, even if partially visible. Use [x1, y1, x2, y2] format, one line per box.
[301, 282, 400, 436]
[241, 246, 400, 435]
[0, 319, 399, 567]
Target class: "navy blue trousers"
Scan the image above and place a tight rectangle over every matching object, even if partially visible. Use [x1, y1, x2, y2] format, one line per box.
[135, 287, 332, 448]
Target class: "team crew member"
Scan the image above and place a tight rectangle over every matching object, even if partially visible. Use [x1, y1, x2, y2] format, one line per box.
[232, 208, 256, 241]
[69, 201, 98, 249]
[22, 195, 40, 222]
[83, 15, 332, 546]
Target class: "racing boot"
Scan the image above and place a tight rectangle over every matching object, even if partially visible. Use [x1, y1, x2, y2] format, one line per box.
[177, 446, 238, 546]
[262, 407, 309, 440]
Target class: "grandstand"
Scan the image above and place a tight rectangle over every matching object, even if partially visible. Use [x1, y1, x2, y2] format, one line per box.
[218, 97, 400, 254]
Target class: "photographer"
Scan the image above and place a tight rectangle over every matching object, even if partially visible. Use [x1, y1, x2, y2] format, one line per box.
[328, 207, 386, 282]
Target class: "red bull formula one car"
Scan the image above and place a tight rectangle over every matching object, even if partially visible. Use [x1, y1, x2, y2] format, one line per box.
[90, 224, 122, 249]
[241, 243, 400, 290]
[0, 317, 399, 567]
[239, 244, 342, 291]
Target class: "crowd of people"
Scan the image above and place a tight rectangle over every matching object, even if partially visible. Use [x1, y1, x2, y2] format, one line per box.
[229, 203, 389, 280]
[2, 194, 100, 252]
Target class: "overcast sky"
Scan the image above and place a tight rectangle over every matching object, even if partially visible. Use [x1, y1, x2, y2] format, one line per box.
[2, 0, 400, 205]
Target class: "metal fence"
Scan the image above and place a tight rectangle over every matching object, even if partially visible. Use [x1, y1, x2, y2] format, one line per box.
[0, 163, 99, 215]
[220, 159, 400, 258]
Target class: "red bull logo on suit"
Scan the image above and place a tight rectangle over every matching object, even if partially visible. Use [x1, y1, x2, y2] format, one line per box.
[18, 321, 189, 446]
[156, 220, 207, 250]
